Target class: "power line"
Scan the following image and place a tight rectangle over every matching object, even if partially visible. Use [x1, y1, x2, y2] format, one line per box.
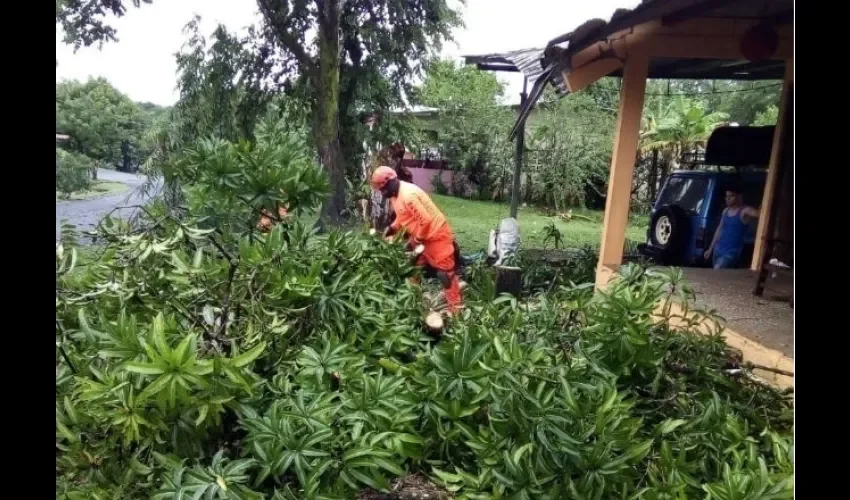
[628, 82, 782, 96]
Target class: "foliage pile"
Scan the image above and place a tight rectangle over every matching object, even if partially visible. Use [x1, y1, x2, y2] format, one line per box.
[57, 123, 793, 500]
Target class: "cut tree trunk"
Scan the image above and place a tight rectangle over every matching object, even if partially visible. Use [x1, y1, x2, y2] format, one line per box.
[495, 266, 522, 297]
[424, 311, 444, 337]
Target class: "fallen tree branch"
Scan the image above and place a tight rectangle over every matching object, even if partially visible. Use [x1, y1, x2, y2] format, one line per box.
[217, 259, 240, 339]
[55, 320, 77, 374]
[746, 363, 794, 378]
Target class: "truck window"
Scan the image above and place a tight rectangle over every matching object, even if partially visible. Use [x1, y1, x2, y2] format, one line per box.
[658, 177, 709, 214]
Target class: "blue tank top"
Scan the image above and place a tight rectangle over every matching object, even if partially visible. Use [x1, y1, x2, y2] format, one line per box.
[715, 209, 749, 259]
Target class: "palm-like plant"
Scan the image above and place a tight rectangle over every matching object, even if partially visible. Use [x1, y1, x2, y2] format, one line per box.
[641, 96, 729, 168]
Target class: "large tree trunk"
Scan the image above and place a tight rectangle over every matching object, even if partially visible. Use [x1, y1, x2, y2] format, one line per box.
[314, 0, 346, 226]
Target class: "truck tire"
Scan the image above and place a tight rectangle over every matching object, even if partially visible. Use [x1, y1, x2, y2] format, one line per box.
[649, 205, 690, 265]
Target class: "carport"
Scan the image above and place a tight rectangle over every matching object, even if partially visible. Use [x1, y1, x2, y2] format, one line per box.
[512, 0, 794, 385]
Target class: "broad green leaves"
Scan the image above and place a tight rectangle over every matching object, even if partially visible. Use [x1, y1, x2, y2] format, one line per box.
[56, 127, 792, 499]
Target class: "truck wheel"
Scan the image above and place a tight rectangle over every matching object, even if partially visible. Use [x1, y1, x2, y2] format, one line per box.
[649, 205, 690, 265]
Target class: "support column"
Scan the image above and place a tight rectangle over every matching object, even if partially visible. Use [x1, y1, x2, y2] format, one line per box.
[752, 60, 793, 271]
[595, 51, 649, 289]
[510, 77, 528, 219]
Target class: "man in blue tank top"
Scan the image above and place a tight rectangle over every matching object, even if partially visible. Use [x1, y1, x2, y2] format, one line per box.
[704, 186, 760, 269]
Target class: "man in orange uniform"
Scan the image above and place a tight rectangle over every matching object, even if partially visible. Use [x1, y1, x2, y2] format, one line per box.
[371, 166, 463, 314]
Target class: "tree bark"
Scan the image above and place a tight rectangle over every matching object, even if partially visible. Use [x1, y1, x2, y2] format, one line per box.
[314, 0, 346, 226]
[648, 148, 659, 201]
[659, 149, 671, 191]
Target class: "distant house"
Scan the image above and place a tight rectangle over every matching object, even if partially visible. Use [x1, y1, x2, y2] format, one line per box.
[56, 134, 70, 143]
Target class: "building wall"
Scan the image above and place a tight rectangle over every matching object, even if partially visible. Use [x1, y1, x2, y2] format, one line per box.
[410, 168, 454, 194]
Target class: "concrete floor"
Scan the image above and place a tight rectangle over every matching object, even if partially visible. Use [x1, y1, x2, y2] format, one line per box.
[678, 267, 793, 358]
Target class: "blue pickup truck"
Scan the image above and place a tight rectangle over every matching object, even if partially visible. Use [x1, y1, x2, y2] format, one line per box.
[639, 126, 774, 267]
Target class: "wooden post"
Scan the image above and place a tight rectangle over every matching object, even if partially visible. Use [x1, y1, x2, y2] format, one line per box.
[595, 51, 649, 289]
[510, 77, 528, 219]
[752, 60, 793, 271]
[754, 86, 793, 296]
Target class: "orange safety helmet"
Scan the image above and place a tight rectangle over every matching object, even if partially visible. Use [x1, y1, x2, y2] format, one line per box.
[370, 166, 398, 190]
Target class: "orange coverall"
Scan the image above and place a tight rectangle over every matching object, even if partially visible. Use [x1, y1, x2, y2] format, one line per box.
[389, 181, 462, 313]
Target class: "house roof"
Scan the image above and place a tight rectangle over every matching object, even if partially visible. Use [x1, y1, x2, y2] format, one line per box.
[56, 134, 70, 141]
[509, 0, 793, 138]
[463, 48, 569, 96]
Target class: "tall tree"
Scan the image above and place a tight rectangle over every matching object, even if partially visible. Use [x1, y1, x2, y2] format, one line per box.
[254, 0, 462, 225]
[56, 77, 146, 176]
[415, 59, 512, 199]
[143, 18, 300, 209]
[56, 0, 152, 49]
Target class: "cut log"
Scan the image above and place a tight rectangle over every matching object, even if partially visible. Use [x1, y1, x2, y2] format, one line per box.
[425, 311, 444, 335]
[495, 265, 522, 297]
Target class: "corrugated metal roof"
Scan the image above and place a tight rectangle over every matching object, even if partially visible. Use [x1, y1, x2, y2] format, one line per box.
[463, 47, 568, 95]
[508, 0, 793, 139]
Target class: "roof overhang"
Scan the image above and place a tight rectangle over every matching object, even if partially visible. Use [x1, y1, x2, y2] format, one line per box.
[463, 47, 568, 97]
[508, 0, 794, 139]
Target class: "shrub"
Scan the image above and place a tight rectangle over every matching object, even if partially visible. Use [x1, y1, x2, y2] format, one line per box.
[56, 149, 94, 197]
[56, 122, 792, 500]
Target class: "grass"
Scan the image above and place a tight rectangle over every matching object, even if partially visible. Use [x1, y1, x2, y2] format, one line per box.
[299, 194, 648, 252]
[57, 181, 129, 201]
[430, 194, 648, 251]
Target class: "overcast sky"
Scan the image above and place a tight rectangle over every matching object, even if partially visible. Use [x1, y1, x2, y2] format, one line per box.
[55, 0, 640, 106]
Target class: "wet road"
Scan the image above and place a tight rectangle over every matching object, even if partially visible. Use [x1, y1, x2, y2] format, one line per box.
[55, 169, 162, 242]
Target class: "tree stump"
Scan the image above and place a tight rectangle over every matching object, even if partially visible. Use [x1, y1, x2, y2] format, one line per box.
[424, 311, 444, 336]
[494, 266, 522, 297]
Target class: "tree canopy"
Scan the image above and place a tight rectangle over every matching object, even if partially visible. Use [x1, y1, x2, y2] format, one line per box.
[416, 59, 504, 111]
[254, 0, 463, 224]
[56, 77, 146, 167]
[56, 0, 153, 49]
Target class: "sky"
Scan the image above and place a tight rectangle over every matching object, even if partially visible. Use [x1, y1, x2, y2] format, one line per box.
[55, 0, 641, 107]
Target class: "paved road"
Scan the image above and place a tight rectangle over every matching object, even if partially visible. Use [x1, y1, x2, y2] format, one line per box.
[56, 169, 162, 242]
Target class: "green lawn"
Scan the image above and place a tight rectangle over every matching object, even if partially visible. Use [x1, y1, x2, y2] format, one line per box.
[57, 181, 129, 201]
[430, 194, 648, 252]
[292, 194, 648, 253]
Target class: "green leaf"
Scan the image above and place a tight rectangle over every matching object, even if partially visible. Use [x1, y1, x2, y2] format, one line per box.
[195, 405, 209, 426]
[373, 457, 405, 476]
[57, 420, 78, 442]
[659, 418, 688, 435]
[138, 374, 173, 402]
[230, 341, 266, 368]
[347, 467, 385, 491]
[124, 362, 165, 375]
[63, 396, 79, 425]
